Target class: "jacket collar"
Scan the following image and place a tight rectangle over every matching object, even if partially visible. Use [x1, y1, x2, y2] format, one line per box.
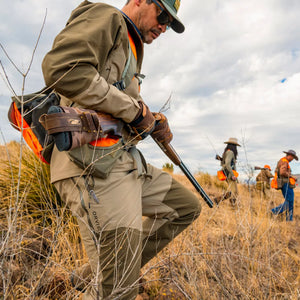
[120, 11, 144, 67]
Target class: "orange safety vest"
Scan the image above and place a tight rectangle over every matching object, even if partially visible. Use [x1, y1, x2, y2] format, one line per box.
[11, 102, 48, 163]
[281, 157, 296, 185]
[217, 169, 239, 181]
[90, 31, 137, 148]
[271, 157, 294, 188]
[270, 173, 278, 189]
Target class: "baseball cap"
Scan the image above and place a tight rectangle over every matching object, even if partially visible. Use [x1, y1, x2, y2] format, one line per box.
[160, 0, 185, 33]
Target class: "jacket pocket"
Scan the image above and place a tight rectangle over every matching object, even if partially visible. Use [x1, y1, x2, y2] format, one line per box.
[276, 177, 285, 189]
[67, 139, 124, 179]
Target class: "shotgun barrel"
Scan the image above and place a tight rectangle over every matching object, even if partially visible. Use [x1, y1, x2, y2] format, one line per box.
[154, 139, 213, 208]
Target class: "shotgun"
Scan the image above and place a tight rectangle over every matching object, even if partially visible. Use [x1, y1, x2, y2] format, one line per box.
[215, 154, 222, 161]
[153, 139, 213, 208]
[254, 166, 265, 170]
[41, 107, 213, 208]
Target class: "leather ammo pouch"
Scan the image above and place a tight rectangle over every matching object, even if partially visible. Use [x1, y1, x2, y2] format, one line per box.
[39, 105, 124, 179]
[276, 176, 284, 190]
[275, 167, 288, 190]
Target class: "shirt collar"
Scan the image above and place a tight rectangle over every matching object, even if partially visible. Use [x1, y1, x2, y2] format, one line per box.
[120, 10, 142, 39]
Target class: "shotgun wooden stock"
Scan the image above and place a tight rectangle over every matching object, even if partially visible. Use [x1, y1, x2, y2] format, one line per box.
[153, 139, 213, 208]
[96, 112, 124, 137]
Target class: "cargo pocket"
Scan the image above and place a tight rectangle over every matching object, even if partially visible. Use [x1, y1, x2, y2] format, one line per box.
[256, 181, 262, 191]
[68, 139, 124, 179]
[276, 178, 284, 189]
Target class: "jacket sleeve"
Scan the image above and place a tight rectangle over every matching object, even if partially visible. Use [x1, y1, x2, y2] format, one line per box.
[256, 172, 262, 181]
[279, 161, 290, 178]
[42, 6, 140, 123]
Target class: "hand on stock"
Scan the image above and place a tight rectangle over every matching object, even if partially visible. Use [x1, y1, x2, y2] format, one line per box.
[151, 112, 173, 144]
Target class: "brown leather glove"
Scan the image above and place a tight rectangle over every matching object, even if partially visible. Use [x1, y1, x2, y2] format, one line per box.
[130, 101, 156, 140]
[151, 113, 173, 144]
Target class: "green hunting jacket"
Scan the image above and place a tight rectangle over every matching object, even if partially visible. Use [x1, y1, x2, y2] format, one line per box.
[256, 169, 274, 184]
[42, 1, 144, 183]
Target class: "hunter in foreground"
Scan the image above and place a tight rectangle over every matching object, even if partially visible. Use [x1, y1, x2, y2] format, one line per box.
[42, 0, 201, 299]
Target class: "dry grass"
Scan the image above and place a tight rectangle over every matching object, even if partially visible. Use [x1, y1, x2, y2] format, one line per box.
[0, 142, 299, 299]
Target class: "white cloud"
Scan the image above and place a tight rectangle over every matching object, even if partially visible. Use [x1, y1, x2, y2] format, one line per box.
[0, 0, 299, 176]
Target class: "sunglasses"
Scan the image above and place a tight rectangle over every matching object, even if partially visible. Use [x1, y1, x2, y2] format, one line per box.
[151, 0, 172, 27]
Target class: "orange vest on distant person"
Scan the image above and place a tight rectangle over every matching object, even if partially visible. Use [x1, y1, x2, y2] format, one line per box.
[271, 157, 295, 188]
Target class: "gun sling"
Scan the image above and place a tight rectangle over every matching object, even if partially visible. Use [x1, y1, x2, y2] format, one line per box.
[39, 106, 101, 135]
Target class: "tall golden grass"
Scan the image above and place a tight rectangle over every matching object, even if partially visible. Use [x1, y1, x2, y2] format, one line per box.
[0, 141, 299, 299]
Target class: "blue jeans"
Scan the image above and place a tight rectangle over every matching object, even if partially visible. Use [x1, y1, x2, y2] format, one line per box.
[271, 183, 294, 221]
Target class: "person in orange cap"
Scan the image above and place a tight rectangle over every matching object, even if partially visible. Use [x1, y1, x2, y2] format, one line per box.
[255, 165, 274, 200]
[220, 137, 241, 205]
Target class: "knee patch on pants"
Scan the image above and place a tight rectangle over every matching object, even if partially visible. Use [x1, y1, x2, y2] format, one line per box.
[163, 178, 202, 222]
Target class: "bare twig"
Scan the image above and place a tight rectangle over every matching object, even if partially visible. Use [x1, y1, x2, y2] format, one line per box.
[159, 93, 172, 113]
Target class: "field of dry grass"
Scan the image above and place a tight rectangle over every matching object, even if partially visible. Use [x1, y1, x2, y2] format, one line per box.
[0, 141, 299, 299]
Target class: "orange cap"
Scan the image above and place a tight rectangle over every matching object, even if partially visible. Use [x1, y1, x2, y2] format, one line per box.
[264, 165, 271, 170]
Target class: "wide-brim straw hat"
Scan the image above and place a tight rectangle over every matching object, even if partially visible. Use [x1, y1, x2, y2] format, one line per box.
[224, 137, 241, 147]
[283, 150, 298, 161]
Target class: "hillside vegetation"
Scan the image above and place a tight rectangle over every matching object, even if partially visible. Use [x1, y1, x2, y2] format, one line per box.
[0, 141, 299, 299]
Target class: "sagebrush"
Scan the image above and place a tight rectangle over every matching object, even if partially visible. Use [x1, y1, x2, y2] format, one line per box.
[0, 141, 299, 299]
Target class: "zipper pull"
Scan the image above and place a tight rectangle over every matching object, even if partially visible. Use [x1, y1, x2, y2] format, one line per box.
[89, 189, 100, 204]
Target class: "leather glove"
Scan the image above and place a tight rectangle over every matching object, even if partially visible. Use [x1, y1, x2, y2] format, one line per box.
[130, 101, 156, 140]
[151, 112, 173, 144]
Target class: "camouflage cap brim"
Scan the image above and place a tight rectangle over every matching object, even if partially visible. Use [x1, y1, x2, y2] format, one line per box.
[160, 0, 185, 33]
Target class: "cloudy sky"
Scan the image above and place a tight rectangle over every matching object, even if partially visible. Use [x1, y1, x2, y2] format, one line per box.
[0, 0, 299, 179]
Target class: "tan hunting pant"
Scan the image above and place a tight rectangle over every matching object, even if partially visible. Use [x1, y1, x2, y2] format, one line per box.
[256, 181, 271, 200]
[225, 178, 238, 205]
[54, 150, 201, 299]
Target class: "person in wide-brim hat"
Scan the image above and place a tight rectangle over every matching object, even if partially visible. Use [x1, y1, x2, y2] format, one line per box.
[224, 137, 241, 147]
[270, 149, 298, 221]
[283, 149, 298, 161]
[219, 137, 240, 205]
